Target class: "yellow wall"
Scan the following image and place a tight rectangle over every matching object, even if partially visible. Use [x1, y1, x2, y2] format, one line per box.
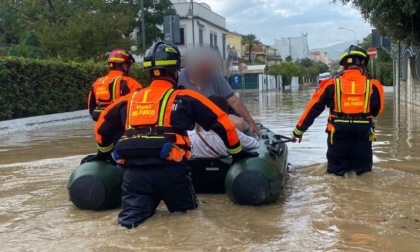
[227, 32, 243, 54]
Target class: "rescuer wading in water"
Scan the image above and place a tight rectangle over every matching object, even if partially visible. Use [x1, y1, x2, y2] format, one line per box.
[86, 41, 258, 228]
[87, 49, 142, 121]
[291, 45, 385, 176]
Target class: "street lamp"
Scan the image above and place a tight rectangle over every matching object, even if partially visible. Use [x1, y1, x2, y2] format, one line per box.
[186, 0, 195, 47]
[338, 27, 357, 45]
[336, 39, 351, 45]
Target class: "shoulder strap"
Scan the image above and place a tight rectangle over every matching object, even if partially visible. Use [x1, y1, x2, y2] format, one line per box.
[194, 126, 222, 157]
[334, 77, 342, 113]
[363, 78, 372, 113]
[111, 76, 123, 101]
[158, 88, 175, 127]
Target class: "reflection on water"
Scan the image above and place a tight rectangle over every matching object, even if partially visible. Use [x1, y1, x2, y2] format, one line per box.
[1, 87, 420, 251]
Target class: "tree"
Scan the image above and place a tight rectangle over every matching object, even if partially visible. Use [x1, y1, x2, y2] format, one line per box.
[241, 34, 261, 62]
[294, 58, 330, 83]
[285, 55, 293, 62]
[333, 0, 420, 44]
[8, 31, 46, 59]
[358, 35, 393, 86]
[268, 62, 301, 87]
[138, 0, 176, 52]
[0, 0, 176, 60]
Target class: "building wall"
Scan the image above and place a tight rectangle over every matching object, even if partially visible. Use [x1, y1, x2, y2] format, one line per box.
[171, 1, 225, 28]
[310, 51, 331, 66]
[229, 74, 280, 91]
[272, 34, 309, 60]
[399, 57, 420, 107]
[171, 1, 227, 59]
[242, 44, 280, 65]
[227, 32, 242, 54]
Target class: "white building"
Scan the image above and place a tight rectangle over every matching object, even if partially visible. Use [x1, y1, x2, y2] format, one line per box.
[170, 0, 229, 61]
[272, 34, 310, 60]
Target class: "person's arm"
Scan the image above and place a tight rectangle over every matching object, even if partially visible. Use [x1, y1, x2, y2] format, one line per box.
[126, 78, 142, 92]
[87, 86, 96, 116]
[119, 77, 142, 97]
[292, 81, 334, 142]
[94, 97, 129, 154]
[227, 95, 262, 137]
[228, 114, 246, 132]
[214, 73, 262, 137]
[370, 80, 385, 117]
[237, 130, 259, 149]
[176, 90, 242, 154]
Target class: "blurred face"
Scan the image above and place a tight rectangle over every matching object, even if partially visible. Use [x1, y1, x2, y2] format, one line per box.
[190, 54, 216, 85]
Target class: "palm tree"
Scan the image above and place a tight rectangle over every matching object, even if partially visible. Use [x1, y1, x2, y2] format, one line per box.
[241, 33, 261, 62]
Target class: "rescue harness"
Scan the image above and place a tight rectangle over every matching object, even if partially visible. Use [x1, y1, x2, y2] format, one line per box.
[92, 76, 128, 121]
[329, 76, 374, 142]
[115, 88, 190, 163]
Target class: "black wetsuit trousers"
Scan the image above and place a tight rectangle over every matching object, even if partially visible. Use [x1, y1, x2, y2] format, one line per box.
[118, 164, 198, 229]
[326, 133, 373, 176]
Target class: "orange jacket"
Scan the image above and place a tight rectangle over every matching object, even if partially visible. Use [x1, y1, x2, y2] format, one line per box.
[87, 70, 142, 118]
[94, 79, 242, 163]
[293, 69, 384, 137]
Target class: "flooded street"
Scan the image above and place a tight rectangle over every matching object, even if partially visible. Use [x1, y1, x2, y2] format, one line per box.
[1, 87, 420, 251]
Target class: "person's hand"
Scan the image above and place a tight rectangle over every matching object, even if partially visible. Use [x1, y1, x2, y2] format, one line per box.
[290, 135, 302, 143]
[249, 122, 263, 138]
[84, 151, 116, 165]
[232, 150, 259, 165]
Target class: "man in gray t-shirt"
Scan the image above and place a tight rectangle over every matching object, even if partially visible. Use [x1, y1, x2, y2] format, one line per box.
[177, 51, 262, 137]
[178, 68, 235, 100]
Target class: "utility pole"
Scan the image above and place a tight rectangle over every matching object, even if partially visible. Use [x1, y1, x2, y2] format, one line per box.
[141, 0, 146, 51]
[338, 27, 357, 45]
[187, 0, 195, 47]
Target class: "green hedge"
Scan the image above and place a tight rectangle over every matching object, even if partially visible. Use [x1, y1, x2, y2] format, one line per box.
[0, 57, 150, 120]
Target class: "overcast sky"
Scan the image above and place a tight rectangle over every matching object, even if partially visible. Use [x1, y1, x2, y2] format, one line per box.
[199, 0, 372, 49]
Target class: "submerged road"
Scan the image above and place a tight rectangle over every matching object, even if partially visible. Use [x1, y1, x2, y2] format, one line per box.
[1, 87, 420, 251]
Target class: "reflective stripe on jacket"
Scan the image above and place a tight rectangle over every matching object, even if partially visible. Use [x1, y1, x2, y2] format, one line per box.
[87, 70, 142, 119]
[94, 79, 242, 163]
[293, 69, 384, 137]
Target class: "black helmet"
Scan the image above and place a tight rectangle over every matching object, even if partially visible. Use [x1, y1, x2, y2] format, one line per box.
[339, 45, 369, 68]
[143, 41, 181, 70]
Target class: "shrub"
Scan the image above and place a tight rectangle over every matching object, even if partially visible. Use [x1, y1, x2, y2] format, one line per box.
[0, 57, 150, 120]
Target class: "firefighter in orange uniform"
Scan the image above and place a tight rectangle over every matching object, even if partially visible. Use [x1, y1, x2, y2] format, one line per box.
[88, 48, 142, 121]
[291, 45, 384, 176]
[87, 41, 257, 228]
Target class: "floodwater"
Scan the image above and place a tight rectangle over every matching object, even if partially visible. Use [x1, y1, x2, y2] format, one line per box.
[1, 87, 420, 251]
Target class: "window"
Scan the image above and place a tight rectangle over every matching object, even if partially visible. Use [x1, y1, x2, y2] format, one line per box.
[210, 32, 218, 49]
[199, 28, 204, 46]
[177, 27, 185, 45]
[222, 35, 226, 60]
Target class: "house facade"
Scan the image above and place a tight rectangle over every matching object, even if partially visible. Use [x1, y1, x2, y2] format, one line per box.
[243, 44, 282, 66]
[272, 34, 310, 60]
[170, 0, 228, 61]
[310, 51, 331, 66]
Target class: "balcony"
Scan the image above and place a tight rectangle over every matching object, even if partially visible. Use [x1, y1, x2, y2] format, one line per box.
[267, 54, 282, 60]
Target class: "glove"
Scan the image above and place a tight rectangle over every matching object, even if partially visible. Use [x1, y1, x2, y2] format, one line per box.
[292, 127, 303, 143]
[290, 135, 302, 143]
[232, 150, 259, 165]
[84, 151, 116, 165]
